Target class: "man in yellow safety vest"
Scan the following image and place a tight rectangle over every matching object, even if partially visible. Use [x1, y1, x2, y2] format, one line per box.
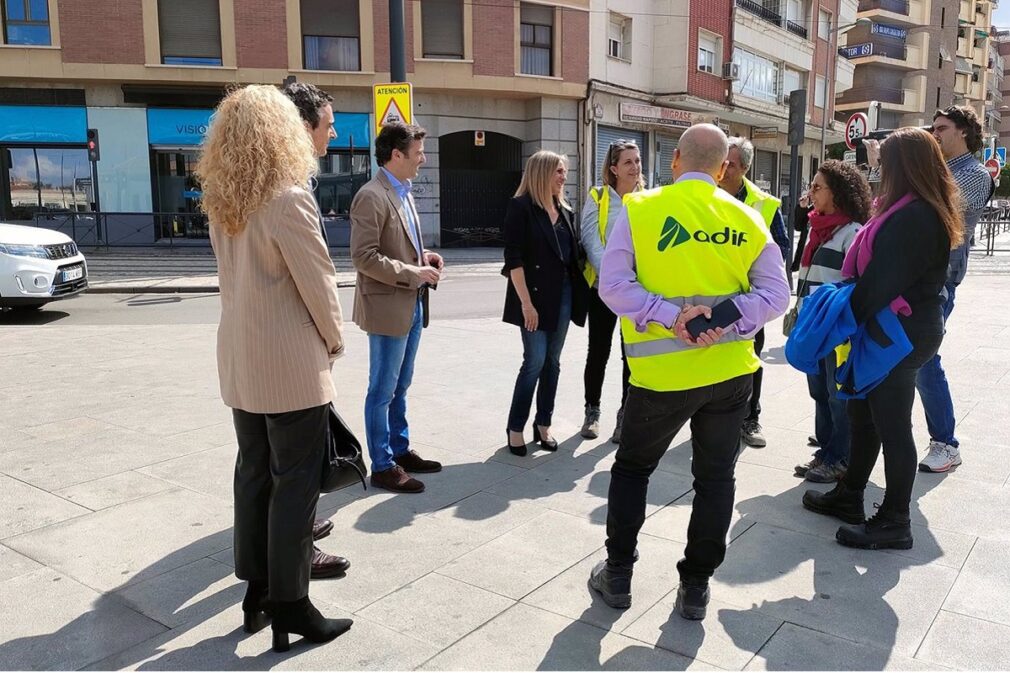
[587, 124, 789, 619]
[719, 137, 791, 450]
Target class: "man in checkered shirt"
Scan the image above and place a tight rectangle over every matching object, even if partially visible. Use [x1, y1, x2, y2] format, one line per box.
[916, 106, 994, 473]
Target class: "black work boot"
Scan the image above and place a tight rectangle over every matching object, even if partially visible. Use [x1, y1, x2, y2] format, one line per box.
[674, 580, 711, 621]
[836, 508, 913, 550]
[588, 560, 632, 609]
[270, 596, 352, 652]
[802, 481, 865, 524]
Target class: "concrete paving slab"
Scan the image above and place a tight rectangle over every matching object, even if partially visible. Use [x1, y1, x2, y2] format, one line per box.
[911, 474, 1010, 540]
[166, 421, 239, 452]
[21, 415, 122, 442]
[916, 610, 1010, 671]
[0, 543, 42, 582]
[744, 623, 950, 671]
[3, 488, 232, 592]
[0, 426, 209, 491]
[138, 445, 236, 502]
[0, 568, 166, 670]
[115, 557, 244, 629]
[485, 443, 692, 524]
[437, 509, 604, 600]
[88, 597, 439, 671]
[418, 602, 711, 671]
[0, 473, 90, 539]
[357, 572, 515, 650]
[522, 534, 689, 636]
[942, 538, 1010, 627]
[622, 594, 782, 671]
[711, 523, 958, 658]
[0, 427, 36, 453]
[54, 470, 175, 510]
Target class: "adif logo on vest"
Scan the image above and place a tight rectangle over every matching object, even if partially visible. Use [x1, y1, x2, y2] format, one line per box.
[657, 217, 748, 251]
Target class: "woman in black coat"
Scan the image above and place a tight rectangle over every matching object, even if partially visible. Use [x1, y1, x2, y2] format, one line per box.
[503, 150, 588, 456]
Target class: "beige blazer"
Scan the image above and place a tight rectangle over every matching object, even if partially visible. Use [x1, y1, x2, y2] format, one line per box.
[211, 186, 344, 414]
[349, 170, 427, 337]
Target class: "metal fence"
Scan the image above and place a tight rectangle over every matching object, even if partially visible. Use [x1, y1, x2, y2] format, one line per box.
[979, 206, 1010, 255]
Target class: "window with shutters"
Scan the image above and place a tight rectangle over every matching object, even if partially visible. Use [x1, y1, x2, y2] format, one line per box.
[698, 31, 719, 74]
[520, 3, 553, 77]
[158, 0, 222, 66]
[2, 0, 51, 45]
[302, 0, 361, 71]
[608, 13, 631, 62]
[421, 0, 464, 59]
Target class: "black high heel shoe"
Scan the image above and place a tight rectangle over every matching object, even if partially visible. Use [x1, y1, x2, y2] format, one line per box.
[507, 429, 527, 457]
[242, 581, 270, 633]
[271, 596, 352, 652]
[532, 423, 559, 451]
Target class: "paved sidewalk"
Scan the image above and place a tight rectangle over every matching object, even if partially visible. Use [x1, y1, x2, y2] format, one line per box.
[2, 275, 1010, 670]
[83, 247, 504, 293]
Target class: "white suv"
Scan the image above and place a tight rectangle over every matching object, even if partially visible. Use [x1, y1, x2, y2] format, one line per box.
[0, 223, 88, 311]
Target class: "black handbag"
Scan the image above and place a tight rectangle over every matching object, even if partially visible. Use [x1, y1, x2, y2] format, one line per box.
[321, 403, 367, 493]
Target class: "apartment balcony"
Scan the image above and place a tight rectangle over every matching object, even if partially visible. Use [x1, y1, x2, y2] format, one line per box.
[840, 38, 927, 70]
[835, 57, 856, 94]
[960, 0, 974, 23]
[734, 0, 815, 71]
[857, 0, 928, 27]
[835, 75, 927, 114]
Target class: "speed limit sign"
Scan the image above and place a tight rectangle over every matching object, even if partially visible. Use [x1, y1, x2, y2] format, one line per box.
[845, 113, 869, 151]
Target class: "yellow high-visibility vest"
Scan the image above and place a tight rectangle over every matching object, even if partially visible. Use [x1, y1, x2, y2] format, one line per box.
[620, 179, 770, 392]
[583, 186, 609, 287]
[741, 176, 781, 229]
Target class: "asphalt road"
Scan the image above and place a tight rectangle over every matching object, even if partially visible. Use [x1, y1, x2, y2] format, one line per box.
[0, 275, 506, 327]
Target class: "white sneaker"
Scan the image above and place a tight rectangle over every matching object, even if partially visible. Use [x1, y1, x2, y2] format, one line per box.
[918, 441, 962, 473]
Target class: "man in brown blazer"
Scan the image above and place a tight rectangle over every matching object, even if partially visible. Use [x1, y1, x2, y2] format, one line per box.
[283, 81, 349, 579]
[351, 121, 445, 493]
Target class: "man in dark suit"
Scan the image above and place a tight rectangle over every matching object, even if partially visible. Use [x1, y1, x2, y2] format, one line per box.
[282, 81, 348, 579]
[350, 122, 445, 493]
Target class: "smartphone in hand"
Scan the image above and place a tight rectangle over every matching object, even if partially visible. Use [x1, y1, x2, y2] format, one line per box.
[685, 301, 743, 341]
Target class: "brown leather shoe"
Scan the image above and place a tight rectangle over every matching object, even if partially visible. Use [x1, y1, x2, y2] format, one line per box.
[312, 520, 333, 542]
[310, 546, 350, 579]
[393, 450, 442, 474]
[370, 465, 425, 493]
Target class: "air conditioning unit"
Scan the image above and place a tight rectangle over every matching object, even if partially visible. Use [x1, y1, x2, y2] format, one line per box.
[777, 92, 789, 105]
[608, 38, 622, 59]
[722, 62, 740, 81]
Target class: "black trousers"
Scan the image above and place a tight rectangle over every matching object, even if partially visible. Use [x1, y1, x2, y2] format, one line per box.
[842, 328, 944, 519]
[606, 375, 752, 582]
[232, 404, 327, 602]
[745, 328, 765, 422]
[584, 287, 630, 408]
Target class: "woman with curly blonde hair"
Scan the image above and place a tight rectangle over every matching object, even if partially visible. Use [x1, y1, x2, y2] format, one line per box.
[197, 85, 351, 652]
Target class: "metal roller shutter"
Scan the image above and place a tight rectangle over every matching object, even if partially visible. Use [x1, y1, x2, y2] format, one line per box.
[595, 126, 646, 187]
[656, 133, 680, 186]
[301, 0, 360, 37]
[421, 0, 463, 58]
[158, 0, 222, 60]
[752, 149, 778, 193]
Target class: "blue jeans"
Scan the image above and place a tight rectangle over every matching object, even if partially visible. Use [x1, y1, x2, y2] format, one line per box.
[915, 282, 958, 447]
[364, 300, 423, 473]
[507, 280, 572, 431]
[807, 353, 849, 467]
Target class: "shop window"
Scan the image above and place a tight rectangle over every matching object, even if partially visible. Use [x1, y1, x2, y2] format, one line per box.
[158, 0, 223, 66]
[152, 150, 208, 239]
[1, 147, 91, 224]
[2, 0, 51, 45]
[422, 0, 463, 59]
[315, 151, 369, 218]
[302, 0, 360, 71]
[520, 3, 553, 76]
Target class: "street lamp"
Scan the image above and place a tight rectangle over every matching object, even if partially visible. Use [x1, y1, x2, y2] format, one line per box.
[821, 17, 873, 160]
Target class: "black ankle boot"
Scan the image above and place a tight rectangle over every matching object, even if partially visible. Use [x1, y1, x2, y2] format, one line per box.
[588, 560, 632, 609]
[802, 481, 865, 524]
[242, 581, 270, 633]
[270, 596, 352, 652]
[836, 509, 913, 550]
[675, 581, 711, 621]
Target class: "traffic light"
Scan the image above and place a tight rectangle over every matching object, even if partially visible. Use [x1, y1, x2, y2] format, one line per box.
[787, 90, 806, 146]
[86, 128, 100, 162]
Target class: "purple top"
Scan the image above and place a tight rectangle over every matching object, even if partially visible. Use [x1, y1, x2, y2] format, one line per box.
[599, 172, 790, 338]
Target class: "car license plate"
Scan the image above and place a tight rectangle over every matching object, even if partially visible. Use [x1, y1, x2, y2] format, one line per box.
[63, 267, 83, 282]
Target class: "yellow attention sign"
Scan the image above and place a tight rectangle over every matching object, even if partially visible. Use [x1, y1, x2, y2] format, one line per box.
[373, 82, 413, 136]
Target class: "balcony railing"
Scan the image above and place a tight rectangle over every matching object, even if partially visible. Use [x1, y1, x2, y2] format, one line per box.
[837, 86, 905, 105]
[736, 0, 783, 27]
[857, 0, 911, 14]
[786, 20, 808, 38]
